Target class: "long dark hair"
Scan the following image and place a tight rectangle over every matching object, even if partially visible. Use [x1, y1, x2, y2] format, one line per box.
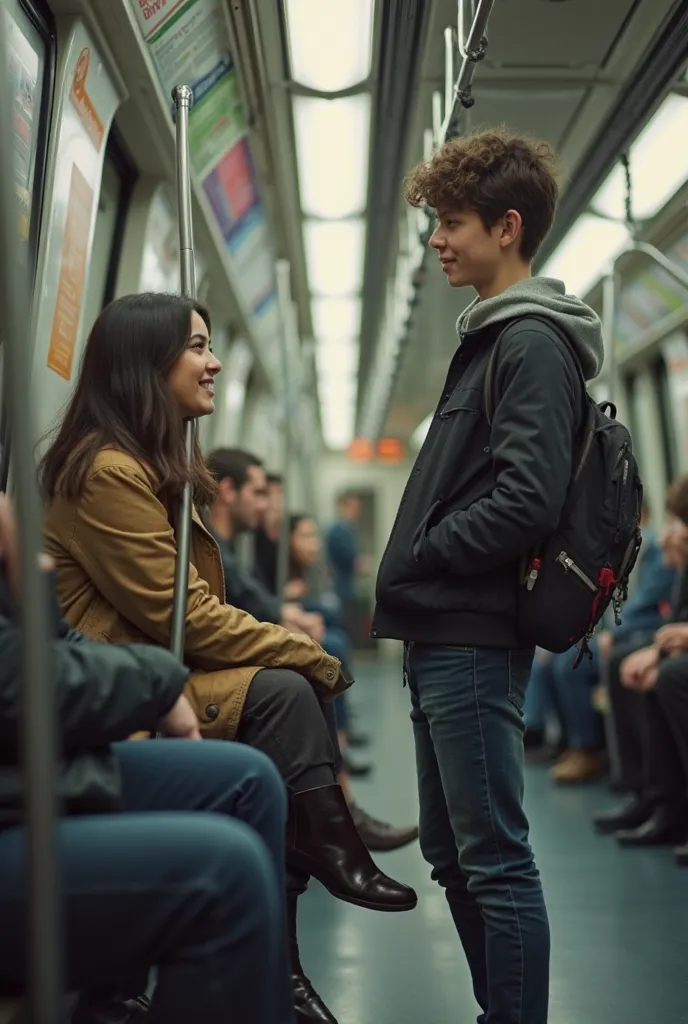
[288, 513, 311, 580]
[39, 292, 217, 507]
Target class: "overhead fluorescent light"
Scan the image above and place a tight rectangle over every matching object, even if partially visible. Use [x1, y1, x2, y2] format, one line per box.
[318, 378, 357, 450]
[304, 219, 365, 297]
[294, 95, 370, 219]
[540, 213, 630, 297]
[592, 94, 688, 222]
[315, 339, 359, 379]
[285, 0, 374, 93]
[411, 413, 433, 450]
[312, 297, 361, 340]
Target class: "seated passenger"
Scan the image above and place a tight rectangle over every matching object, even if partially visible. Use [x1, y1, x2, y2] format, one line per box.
[287, 513, 361, 750]
[254, 472, 282, 594]
[594, 480, 688, 856]
[549, 502, 675, 785]
[205, 448, 418, 855]
[39, 293, 416, 1024]
[0, 494, 292, 1024]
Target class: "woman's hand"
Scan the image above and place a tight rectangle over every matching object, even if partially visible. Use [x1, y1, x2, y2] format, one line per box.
[284, 578, 307, 600]
[0, 493, 55, 603]
[157, 694, 202, 740]
[654, 622, 688, 654]
[620, 646, 658, 690]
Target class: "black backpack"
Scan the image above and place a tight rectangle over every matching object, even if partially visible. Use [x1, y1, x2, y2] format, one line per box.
[484, 315, 643, 663]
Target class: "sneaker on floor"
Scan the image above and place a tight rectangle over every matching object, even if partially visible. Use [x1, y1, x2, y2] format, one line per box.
[550, 749, 604, 785]
[350, 803, 419, 852]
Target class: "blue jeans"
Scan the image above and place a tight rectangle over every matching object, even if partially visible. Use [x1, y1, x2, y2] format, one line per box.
[407, 643, 550, 1024]
[551, 641, 602, 749]
[0, 740, 294, 1024]
[524, 658, 556, 732]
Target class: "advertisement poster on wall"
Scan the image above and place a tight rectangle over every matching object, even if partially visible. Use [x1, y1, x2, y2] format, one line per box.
[5, 3, 44, 243]
[130, 0, 277, 348]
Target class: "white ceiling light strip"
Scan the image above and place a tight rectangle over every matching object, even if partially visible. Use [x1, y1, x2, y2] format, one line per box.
[293, 95, 371, 220]
[286, 5, 375, 451]
[285, 0, 374, 93]
[303, 219, 366, 297]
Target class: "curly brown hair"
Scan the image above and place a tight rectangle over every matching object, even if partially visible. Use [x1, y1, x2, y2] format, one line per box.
[404, 128, 560, 261]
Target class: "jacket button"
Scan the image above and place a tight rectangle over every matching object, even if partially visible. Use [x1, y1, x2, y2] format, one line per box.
[205, 703, 220, 720]
[326, 669, 335, 681]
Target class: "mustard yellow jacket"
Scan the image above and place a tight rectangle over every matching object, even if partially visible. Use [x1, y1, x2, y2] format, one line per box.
[43, 448, 348, 739]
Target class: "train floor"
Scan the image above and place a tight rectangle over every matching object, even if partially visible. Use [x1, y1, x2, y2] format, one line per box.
[299, 655, 688, 1024]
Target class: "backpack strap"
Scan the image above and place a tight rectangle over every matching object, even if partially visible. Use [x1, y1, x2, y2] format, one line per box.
[483, 314, 588, 426]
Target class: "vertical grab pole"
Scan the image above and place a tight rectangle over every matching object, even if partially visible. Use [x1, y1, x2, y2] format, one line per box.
[170, 84, 196, 659]
[275, 260, 293, 600]
[0, 8, 63, 1021]
[602, 271, 616, 405]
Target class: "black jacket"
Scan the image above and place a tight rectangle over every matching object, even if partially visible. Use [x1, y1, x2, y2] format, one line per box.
[373, 317, 583, 648]
[210, 530, 282, 624]
[0, 569, 189, 824]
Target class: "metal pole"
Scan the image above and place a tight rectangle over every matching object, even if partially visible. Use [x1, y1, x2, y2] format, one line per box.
[170, 85, 196, 659]
[275, 261, 293, 600]
[454, 0, 494, 118]
[602, 271, 616, 404]
[0, 8, 63, 1021]
[626, 241, 688, 291]
[440, 25, 455, 140]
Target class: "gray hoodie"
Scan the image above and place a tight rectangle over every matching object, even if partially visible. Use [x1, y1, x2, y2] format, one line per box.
[456, 277, 604, 381]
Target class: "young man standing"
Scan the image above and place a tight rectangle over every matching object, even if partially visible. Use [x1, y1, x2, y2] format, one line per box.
[373, 129, 605, 1023]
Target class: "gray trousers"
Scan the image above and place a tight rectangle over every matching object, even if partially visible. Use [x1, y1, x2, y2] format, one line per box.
[236, 668, 343, 792]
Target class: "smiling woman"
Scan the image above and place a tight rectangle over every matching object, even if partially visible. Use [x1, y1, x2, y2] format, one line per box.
[167, 308, 221, 419]
[38, 292, 219, 508]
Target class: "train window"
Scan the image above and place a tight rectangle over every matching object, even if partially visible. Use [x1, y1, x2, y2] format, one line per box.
[80, 129, 137, 338]
[5, 0, 54, 272]
[651, 354, 677, 484]
[1, 0, 54, 488]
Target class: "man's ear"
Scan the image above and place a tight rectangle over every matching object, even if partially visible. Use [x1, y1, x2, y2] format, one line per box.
[218, 477, 237, 504]
[500, 209, 523, 250]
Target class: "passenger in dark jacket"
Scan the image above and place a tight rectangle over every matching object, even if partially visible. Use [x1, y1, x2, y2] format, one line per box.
[0, 496, 293, 1024]
[549, 517, 676, 785]
[373, 129, 607, 1024]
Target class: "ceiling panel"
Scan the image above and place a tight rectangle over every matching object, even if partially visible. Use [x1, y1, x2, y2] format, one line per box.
[464, 91, 587, 148]
[423, 0, 639, 75]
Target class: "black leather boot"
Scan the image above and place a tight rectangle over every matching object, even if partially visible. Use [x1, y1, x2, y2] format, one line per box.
[287, 784, 417, 911]
[350, 803, 419, 852]
[615, 806, 687, 847]
[592, 795, 654, 835]
[287, 893, 338, 1023]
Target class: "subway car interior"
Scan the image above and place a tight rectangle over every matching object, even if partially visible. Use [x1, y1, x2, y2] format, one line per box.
[2, 0, 688, 1021]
